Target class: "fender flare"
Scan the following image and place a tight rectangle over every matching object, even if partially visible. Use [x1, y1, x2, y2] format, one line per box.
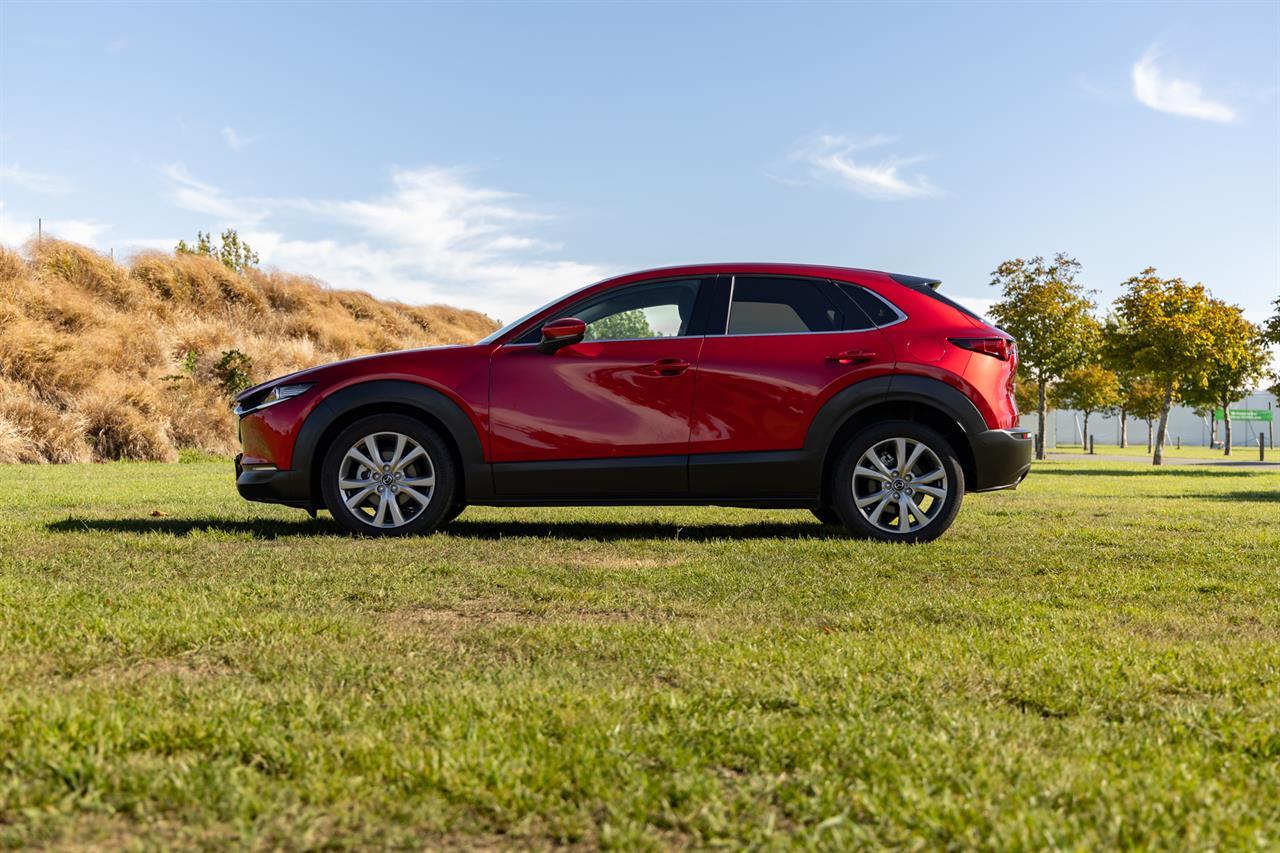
[294, 380, 492, 502]
[803, 374, 986, 484]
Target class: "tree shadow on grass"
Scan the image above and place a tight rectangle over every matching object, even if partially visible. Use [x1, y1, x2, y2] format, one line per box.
[1036, 467, 1266, 478]
[47, 515, 848, 542]
[1186, 490, 1279, 503]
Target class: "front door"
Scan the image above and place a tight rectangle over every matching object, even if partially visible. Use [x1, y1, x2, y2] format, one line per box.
[489, 277, 711, 497]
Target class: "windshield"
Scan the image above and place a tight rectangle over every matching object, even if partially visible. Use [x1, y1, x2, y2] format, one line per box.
[476, 279, 602, 345]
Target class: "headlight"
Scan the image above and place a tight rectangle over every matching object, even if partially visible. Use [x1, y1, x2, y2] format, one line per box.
[234, 383, 313, 416]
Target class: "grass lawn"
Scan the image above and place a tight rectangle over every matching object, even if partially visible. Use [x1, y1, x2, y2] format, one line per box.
[1, 458, 1277, 848]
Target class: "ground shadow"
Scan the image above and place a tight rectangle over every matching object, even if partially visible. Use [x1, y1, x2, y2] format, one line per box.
[1187, 490, 1279, 503]
[47, 517, 342, 539]
[47, 515, 847, 542]
[1036, 467, 1265, 478]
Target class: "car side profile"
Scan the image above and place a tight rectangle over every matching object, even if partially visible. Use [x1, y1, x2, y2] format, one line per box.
[233, 264, 1033, 542]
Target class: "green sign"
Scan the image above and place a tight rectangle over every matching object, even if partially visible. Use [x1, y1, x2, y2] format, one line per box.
[1213, 408, 1273, 422]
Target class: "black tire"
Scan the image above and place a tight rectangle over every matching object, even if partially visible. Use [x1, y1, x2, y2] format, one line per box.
[439, 502, 466, 527]
[830, 420, 964, 543]
[320, 414, 457, 537]
[811, 506, 841, 525]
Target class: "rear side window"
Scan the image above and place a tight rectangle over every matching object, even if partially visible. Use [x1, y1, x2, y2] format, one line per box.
[836, 284, 903, 327]
[727, 277, 841, 335]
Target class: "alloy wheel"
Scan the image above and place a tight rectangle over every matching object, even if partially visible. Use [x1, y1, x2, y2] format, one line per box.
[852, 436, 948, 534]
[336, 431, 435, 529]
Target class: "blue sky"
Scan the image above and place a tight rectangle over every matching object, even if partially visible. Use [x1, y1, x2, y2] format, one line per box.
[1, 1, 1277, 327]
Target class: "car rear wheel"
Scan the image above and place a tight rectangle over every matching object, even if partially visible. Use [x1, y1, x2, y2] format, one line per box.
[831, 420, 964, 543]
[320, 415, 457, 537]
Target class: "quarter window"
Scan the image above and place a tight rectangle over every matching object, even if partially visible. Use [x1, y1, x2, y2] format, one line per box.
[727, 277, 842, 335]
[837, 283, 903, 327]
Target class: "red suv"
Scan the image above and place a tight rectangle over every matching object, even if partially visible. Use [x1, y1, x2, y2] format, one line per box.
[234, 265, 1032, 542]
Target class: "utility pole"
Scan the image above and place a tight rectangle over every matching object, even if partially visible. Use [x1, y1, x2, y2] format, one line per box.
[37, 218, 42, 244]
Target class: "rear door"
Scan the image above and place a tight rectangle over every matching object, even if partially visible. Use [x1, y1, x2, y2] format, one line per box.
[689, 275, 895, 489]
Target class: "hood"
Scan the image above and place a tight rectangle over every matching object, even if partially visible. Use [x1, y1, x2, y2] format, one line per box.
[234, 344, 463, 402]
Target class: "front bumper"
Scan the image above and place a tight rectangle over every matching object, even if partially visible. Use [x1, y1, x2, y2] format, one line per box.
[234, 454, 312, 508]
[970, 428, 1034, 492]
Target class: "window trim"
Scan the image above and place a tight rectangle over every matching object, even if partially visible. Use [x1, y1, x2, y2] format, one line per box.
[505, 276, 713, 347]
[831, 281, 909, 330]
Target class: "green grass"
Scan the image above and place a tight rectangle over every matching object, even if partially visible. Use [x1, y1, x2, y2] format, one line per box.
[1053, 442, 1275, 461]
[1, 460, 1277, 849]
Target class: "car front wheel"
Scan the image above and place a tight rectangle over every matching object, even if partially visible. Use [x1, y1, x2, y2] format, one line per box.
[320, 415, 457, 536]
[831, 420, 964, 543]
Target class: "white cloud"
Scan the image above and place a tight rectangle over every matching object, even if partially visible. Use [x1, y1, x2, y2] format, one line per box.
[0, 201, 109, 246]
[161, 163, 270, 225]
[221, 126, 252, 152]
[785, 134, 939, 200]
[1132, 47, 1237, 123]
[0, 164, 72, 195]
[159, 166, 608, 321]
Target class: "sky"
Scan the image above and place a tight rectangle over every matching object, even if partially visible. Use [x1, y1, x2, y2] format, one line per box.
[1, 1, 1277, 329]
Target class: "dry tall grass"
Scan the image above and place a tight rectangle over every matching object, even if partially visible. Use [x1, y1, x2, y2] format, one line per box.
[0, 240, 496, 463]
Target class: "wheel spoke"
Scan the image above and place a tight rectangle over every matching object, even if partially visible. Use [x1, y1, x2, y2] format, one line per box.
[386, 494, 405, 525]
[897, 496, 913, 532]
[399, 485, 432, 507]
[854, 465, 889, 483]
[902, 442, 926, 474]
[907, 497, 929, 526]
[914, 484, 946, 499]
[339, 478, 370, 490]
[395, 446, 425, 472]
[344, 484, 377, 509]
[389, 434, 407, 469]
[345, 447, 377, 472]
[856, 492, 885, 508]
[867, 450, 893, 477]
[364, 437, 383, 469]
[894, 438, 907, 472]
[401, 475, 434, 488]
[868, 494, 892, 524]
[373, 493, 389, 525]
[913, 468, 945, 485]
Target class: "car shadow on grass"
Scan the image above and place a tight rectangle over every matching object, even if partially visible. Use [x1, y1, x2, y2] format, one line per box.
[46, 516, 848, 542]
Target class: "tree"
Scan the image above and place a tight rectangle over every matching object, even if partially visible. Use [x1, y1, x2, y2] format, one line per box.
[176, 228, 260, 273]
[1110, 269, 1217, 465]
[1179, 300, 1269, 455]
[989, 253, 1099, 460]
[1266, 296, 1280, 398]
[584, 309, 656, 341]
[1051, 364, 1120, 451]
[1123, 376, 1164, 453]
[1100, 316, 1141, 448]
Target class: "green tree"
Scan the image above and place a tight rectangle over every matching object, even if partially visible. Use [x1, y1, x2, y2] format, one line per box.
[176, 229, 260, 273]
[1179, 300, 1269, 455]
[1051, 364, 1121, 452]
[1265, 296, 1280, 398]
[1124, 376, 1165, 453]
[989, 253, 1099, 459]
[1110, 269, 1217, 465]
[585, 309, 656, 341]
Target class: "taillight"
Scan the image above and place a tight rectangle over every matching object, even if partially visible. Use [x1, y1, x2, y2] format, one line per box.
[949, 337, 1013, 360]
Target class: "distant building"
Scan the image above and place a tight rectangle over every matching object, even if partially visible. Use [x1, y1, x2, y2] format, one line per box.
[1019, 389, 1276, 448]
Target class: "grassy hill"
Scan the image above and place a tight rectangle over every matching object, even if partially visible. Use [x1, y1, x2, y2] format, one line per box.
[0, 240, 496, 464]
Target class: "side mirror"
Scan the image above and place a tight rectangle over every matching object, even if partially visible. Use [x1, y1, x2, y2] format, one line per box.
[538, 317, 586, 353]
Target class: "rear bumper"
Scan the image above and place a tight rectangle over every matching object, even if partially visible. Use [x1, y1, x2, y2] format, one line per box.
[970, 428, 1034, 492]
[234, 454, 312, 508]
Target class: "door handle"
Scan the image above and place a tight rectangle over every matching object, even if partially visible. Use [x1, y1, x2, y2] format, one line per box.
[827, 350, 876, 365]
[648, 357, 691, 376]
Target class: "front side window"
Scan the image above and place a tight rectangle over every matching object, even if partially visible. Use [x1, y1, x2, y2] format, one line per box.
[727, 277, 842, 335]
[518, 279, 701, 343]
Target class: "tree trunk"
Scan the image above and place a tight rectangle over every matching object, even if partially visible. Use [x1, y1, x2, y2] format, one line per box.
[1119, 408, 1127, 448]
[1146, 420, 1153, 453]
[1224, 400, 1232, 456]
[1082, 411, 1091, 452]
[1153, 382, 1174, 465]
[1209, 410, 1216, 449]
[1036, 379, 1047, 461]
